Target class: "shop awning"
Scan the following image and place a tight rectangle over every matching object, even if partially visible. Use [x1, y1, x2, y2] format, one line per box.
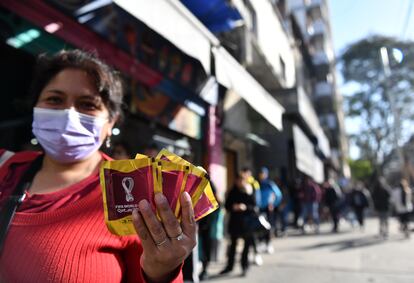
[293, 125, 324, 183]
[114, 0, 218, 74]
[113, 1, 284, 130]
[213, 46, 285, 131]
[180, 0, 242, 33]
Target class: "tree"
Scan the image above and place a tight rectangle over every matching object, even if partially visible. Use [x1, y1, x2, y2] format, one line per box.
[340, 36, 414, 174]
[348, 159, 373, 182]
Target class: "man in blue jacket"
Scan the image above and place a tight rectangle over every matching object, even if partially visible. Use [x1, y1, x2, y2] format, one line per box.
[258, 167, 283, 254]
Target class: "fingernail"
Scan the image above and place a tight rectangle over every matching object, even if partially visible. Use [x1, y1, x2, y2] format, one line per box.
[155, 193, 166, 204]
[183, 191, 191, 202]
[139, 199, 149, 210]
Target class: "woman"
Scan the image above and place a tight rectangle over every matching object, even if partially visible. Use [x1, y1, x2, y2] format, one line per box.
[0, 50, 196, 282]
[350, 182, 370, 230]
[372, 177, 392, 238]
[220, 173, 256, 277]
[392, 179, 413, 238]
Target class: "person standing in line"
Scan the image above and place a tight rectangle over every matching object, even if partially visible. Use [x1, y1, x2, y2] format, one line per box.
[292, 178, 304, 229]
[350, 181, 370, 230]
[220, 173, 257, 277]
[274, 177, 289, 237]
[372, 176, 392, 239]
[240, 167, 263, 266]
[198, 182, 221, 281]
[257, 167, 282, 254]
[300, 176, 322, 234]
[322, 180, 343, 233]
[391, 179, 413, 238]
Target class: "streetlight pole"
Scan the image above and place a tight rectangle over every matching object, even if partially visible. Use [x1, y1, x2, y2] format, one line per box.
[379, 46, 405, 180]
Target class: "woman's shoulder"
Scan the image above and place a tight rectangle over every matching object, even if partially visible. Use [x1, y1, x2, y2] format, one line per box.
[1, 149, 42, 165]
[0, 150, 42, 178]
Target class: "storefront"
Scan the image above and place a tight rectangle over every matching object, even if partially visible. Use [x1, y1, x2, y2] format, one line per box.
[0, 0, 210, 165]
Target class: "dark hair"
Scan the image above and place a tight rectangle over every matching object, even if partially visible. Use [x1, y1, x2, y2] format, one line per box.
[241, 167, 251, 173]
[29, 49, 124, 121]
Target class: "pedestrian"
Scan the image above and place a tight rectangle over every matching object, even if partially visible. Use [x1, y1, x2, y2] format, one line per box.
[322, 180, 343, 233]
[0, 50, 196, 282]
[257, 167, 282, 254]
[274, 177, 289, 237]
[220, 173, 257, 277]
[198, 182, 220, 281]
[350, 181, 370, 230]
[292, 178, 303, 228]
[391, 179, 413, 238]
[299, 176, 322, 234]
[240, 167, 263, 265]
[372, 176, 392, 238]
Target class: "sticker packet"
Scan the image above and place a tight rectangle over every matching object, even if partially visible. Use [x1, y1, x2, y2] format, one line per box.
[157, 160, 189, 216]
[100, 158, 158, 236]
[193, 183, 219, 220]
[135, 153, 189, 215]
[155, 149, 218, 220]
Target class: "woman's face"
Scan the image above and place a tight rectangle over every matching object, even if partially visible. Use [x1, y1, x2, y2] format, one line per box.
[35, 68, 116, 143]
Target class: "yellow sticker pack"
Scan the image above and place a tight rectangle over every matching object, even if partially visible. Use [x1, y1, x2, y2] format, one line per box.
[100, 149, 219, 236]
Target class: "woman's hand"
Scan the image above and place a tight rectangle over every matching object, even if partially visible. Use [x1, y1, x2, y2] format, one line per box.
[132, 191, 196, 283]
[233, 203, 247, 212]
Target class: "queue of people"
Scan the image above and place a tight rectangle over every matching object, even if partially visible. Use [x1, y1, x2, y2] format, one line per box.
[210, 167, 414, 280]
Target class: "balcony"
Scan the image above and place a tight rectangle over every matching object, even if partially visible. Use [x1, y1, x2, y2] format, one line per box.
[319, 113, 337, 130]
[276, 87, 324, 143]
[305, 0, 323, 8]
[307, 18, 326, 37]
[306, 0, 329, 20]
[312, 50, 329, 65]
[315, 81, 333, 97]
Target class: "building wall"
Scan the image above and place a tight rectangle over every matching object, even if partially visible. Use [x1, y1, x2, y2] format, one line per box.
[286, 0, 349, 177]
[233, 0, 296, 89]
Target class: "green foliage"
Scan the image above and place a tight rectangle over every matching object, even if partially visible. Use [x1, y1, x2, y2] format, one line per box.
[348, 159, 373, 181]
[340, 36, 414, 170]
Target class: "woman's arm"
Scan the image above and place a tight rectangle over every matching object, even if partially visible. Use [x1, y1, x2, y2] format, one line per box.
[132, 192, 196, 283]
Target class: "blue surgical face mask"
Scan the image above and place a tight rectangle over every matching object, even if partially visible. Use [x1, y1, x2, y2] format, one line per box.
[32, 107, 108, 163]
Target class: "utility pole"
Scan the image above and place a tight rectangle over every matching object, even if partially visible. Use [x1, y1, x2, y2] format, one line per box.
[379, 47, 405, 180]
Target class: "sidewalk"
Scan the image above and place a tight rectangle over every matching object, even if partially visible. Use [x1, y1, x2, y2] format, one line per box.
[202, 218, 414, 283]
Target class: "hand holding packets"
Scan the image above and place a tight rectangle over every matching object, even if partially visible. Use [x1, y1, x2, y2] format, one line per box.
[100, 149, 219, 236]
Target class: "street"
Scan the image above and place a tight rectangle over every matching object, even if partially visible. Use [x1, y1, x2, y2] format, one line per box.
[205, 218, 414, 283]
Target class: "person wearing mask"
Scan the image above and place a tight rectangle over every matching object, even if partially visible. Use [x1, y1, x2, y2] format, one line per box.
[0, 50, 196, 282]
[391, 179, 413, 238]
[257, 167, 282, 254]
[372, 176, 392, 238]
[350, 181, 370, 230]
[220, 173, 256, 277]
[322, 180, 343, 233]
[300, 176, 322, 234]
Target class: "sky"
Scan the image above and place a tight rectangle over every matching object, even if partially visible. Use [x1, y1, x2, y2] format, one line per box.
[328, 0, 414, 159]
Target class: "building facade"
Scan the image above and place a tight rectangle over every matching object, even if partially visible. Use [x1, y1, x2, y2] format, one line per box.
[287, 0, 350, 179]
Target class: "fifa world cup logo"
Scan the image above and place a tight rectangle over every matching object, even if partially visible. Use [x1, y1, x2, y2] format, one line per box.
[122, 177, 134, 202]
